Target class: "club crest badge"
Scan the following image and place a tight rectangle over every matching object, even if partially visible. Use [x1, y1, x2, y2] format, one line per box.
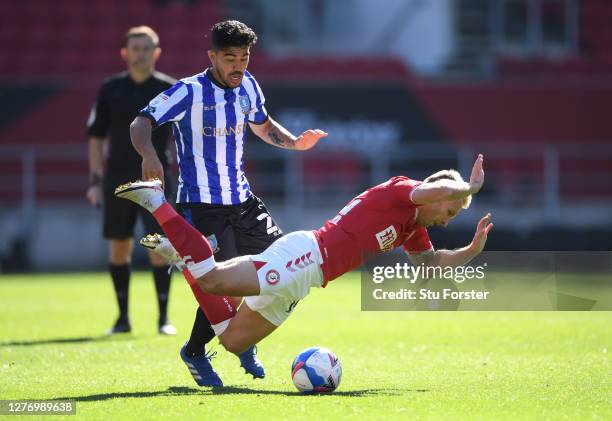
[238, 95, 251, 114]
[265, 269, 280, 285]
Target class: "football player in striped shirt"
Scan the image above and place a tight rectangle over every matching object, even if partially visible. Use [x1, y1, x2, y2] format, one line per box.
[116, 155, 493, 386]
[129, 20, 328, 386]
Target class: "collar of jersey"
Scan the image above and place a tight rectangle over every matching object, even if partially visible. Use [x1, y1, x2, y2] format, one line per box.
[205, 67, 238, 91]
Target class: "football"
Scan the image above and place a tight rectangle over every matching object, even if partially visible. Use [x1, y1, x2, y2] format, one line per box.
[291, 346, 342, 393]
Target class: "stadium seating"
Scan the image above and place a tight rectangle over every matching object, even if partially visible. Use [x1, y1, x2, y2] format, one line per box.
[0, 0, 221, 78]
[0, 0, 223, 202]
[1, 0, 611, 204]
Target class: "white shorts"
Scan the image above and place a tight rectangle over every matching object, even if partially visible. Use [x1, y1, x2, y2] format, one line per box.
[244, 231, 324, 326]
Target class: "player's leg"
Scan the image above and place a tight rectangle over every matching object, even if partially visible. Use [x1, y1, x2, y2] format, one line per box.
[141, 206, 176, 335]
[116, 180, 261, 296]
[186, 263, 277, 380]
[176, 267, 236, 387]
[140, 233, 237, 387]
[141, 229, 323, 381]
[178, 205, 257, 377]
[179, 205, 238, 358]
[146, 198, 265, 378]
[139, 233, 244, 387]
[217, 304, 277, 355]
[139, 234, 248, 333]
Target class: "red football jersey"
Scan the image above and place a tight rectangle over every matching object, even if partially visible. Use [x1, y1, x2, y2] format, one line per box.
[313, 176, 433, 284]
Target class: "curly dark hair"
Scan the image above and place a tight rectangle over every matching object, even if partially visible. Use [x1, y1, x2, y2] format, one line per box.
[211, 20, 258, 50]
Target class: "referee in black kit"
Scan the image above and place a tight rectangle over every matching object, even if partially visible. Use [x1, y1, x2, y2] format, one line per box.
[86, 26, 177, 335]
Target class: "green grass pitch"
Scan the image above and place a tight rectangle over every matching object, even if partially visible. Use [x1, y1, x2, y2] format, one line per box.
[1, 272, 610, 420]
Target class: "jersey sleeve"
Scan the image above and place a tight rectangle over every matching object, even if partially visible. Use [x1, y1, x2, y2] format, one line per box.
[246, 76, 268, 124]
[86, 84, 110, 137]
[138, 81, 190, 127]
[402, 226, 433, 253]
[392, 178, 422, 207]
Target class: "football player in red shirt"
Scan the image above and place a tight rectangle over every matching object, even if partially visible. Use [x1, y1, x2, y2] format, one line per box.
[116, 154, 492, 359]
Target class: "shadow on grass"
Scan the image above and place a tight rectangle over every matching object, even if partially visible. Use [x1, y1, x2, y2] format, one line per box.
[50, 385, 428, 402]
[1, 334, 135, 347]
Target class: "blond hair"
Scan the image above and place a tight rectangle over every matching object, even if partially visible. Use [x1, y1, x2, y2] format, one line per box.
[423, 169, 472, 209]
[125, 26, 160, 47]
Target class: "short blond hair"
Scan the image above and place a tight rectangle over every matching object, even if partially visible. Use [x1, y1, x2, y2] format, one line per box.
[125, 26, 160, 47]
[423, 169, 472, 209]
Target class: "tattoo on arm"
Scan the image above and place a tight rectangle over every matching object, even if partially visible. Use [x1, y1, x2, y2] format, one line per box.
[268, 130, 286, 147]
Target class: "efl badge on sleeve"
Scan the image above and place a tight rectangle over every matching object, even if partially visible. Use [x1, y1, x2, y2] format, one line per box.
[238, 95, 251, 114]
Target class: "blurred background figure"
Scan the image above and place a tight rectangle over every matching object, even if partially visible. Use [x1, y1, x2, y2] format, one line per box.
[0, 0, 611, 275]
[85, 26, 177, 335]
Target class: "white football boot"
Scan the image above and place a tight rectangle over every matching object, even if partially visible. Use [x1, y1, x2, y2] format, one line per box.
[158, 322, 178, 336]
[140, 234, 185, 270]
[114, 179, 166, 213]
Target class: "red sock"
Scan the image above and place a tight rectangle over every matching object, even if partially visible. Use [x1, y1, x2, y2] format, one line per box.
[183, 269, 236, 335]
[153, 203, 215, 278]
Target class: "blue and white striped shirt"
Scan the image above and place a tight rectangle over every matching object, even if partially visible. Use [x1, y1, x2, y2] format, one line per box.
[140, 68, 268, 205]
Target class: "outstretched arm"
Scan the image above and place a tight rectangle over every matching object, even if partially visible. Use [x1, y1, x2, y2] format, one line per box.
[411, 154, 485, 205]
[249, 117, 327, 151]
[407, 213, 493, 267]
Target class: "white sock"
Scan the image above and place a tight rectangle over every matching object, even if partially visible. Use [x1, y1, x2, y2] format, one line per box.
[211, 318, 231, 336]
[187, 256, 216, 279]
